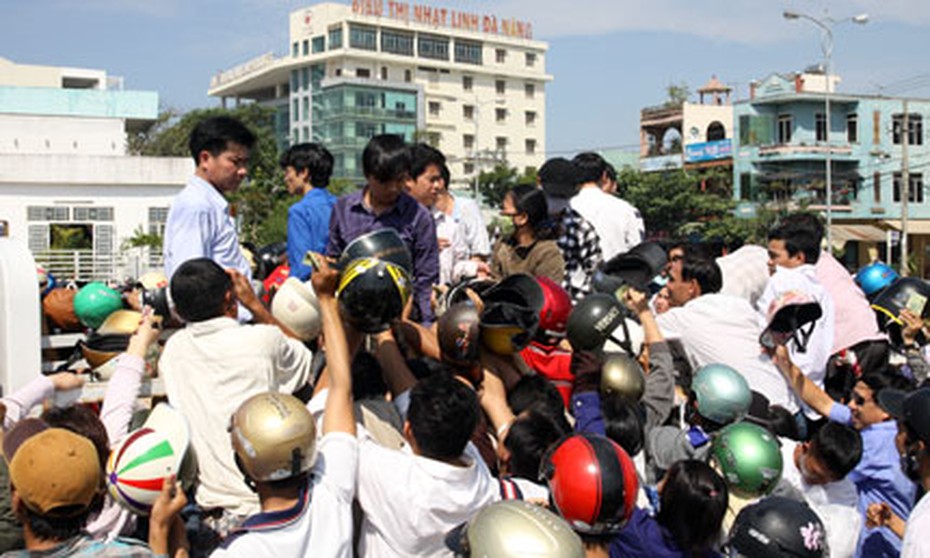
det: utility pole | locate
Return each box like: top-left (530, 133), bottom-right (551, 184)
top-left (901, 100), bottom-right (910, 276)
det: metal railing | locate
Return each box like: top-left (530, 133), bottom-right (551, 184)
top-left (33, 249), bottom-right (164, 282)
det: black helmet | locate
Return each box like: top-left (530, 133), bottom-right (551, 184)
top-left (255, 241), bottom-right (288, 280)
top-left (727, 496), bottom-right (828, 558)
top-left (338, 229), bottom-right (413, 275)
top-left (483, 274), bottom-right (545, 313)
top-left (566, 293), bottom-right (627, 352)
top-left (337, 257), bottom-right (411, 333)
top-left (439, 302), bottom-right (481, 367)
top-left (598, 241), bottom-right (668, 293)
top-left (871, 277), bottom-right (930, 345)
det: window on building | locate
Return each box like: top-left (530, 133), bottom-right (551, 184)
top-left (815, 113), bottom-right (827, 142)
top-left (464, 161), bottom-right (475, 175)
top-left (72, 207), bottom-right (114, 221)
top-left (292, 42), bottom-right (299, 57)
top-left (292, 99), bottom-right (299, 122)
top-left (463, 104), bottom-right (475, 120)
top-left (874, 172), bottom-right (881, 203)
top-left (27, 206), bottom-right (69, 221)
top-left (777, 114), bottom-right (792, 144)
top-left (525, 52), bottom-right (537, 67)
top-left (349, 24), bottom-right (377, 50)
top-left (148, 207), bottom-right (169, 237)
top-left (525, 111), bottom-right (537, 127)
top-left (404, 69), bottom-right (412, 82)
top-left (495, 48), bottom-right (507, 63)
top-left (302, 40), bottom-right (309, 56)
top-left (893, 114), bottom-right (924, 146)
top-left (302, 97), bottom-right (310, 121)
top-left (525, 139), bottom-right (536, 155)
top-left (455, 40), bottom-right (483, 65)
top-left (525, 82), bottom-right (535, 99)
top-left (496, 80), bottom-right (506, 95)
top-left (463, 134), bottom-right (475, 150)
top-left (302, 68), bottom-right (309, 90)
top-left (463, 75), bottom-right (473, 91)
top-left (312, 36), bottom-right (325, 53)
top-left (356, 91), bottom-right (377, 108)
top-left (329, 27), bottom-right (343, 49)
top-left (894, 172), bottom-right (924, 203)
top-left (381, 29), bottom-right (414, 56)
top-left (427, 132), bottom-right (441, 147)
top-left (496, 107), bottom-right (507, 123)
top-left (356, 68), bottom-right (371, 78)
top-left (847, 113), bottom-right (858, 143)
top-left (291, 70), bottom-right (299, 92)
top-left (429, 101), bottom-right (441, 116)
top-left (302, 126), bottom-right (309, 142)
top-left (496, 136), bottom-right (508, 151)
top-left (418, 34), bottom-right (449, 60)
top-left (356, 122), bottom-right (378, 138)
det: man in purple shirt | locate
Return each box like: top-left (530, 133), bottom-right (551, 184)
top-left (326, 134), bottom-right (439, 324)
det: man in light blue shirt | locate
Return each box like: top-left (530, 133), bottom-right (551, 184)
top-left (280, 143), bottom-right (337, 281)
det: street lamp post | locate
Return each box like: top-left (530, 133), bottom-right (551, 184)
top-left (471, 98), bottom-right (505, 203)
top-left (783, 10), bottom-right (868, 250)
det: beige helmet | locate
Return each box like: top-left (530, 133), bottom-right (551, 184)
top-left (600, 352), bottom-right (646, 403)
top-left (447, 500), bottom-right (585, 558)
top-left (97, 309), bottom-right (142, 335)
top-left (271, 277), bottom-right (322, 341)
top-left (229, 392), bottom-right (316, 482)
top-left (137, 271), bottom-right (169, 291)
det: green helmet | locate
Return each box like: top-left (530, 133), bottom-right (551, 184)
top-left (710, 422), bottom-right (783, 499)
top-left (73, 282), bottom-right (124, 329)
top-left (446, 500), bottom-right (585, 558)
top-left (692, 363), bottom-right (752, 425)
top-left (600, 353), bottom-right (645, 403)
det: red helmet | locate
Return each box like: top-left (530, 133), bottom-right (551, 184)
top-left (536, 276), bottom-right (573, 341)
top-left (540, 433), bottom-right (639, 535)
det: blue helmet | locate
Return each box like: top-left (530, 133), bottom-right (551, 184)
top-left (855, 262), bottom-right (898, 298)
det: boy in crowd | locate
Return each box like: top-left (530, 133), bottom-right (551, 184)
top-left (280, 143), bottom-right (337, 281)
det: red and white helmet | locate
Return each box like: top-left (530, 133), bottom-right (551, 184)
top-left (536, 276), bottom-right (573, 341)
top-left (540, 433), bottom-right (639, 535)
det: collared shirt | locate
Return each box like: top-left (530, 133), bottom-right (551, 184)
top-left (355, 438), bottom-right (499, 557)
top-left (212, 433), bottom-right (358, 558)
top-left (829, 405), bottom-right (917, 558)
top-left (657, 293), bottom-right (796, 412)
top-left (814, 252), bottom-right (887, 353)
top-left (451, 194), bottom-right (490, 258)
top-left (557, 207), bottom-right (603, 301)
top-left (569, 186), bottom-right (644, 261)
top-left (326, 189), bottom-right (439, 324)
top-left (163, 175), bottom-right (251, 281)
top-left (287, 188), bottom-right (338, 281)
top-left (159, 317), bottom-right (314, 516)
top-left (902, 491), bottom-right (930, 558)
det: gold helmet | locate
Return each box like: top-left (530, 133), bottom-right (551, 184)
top-left (600, 352), bottom-right (646, 403)
top-left (229, 392), bottom-right (316, 482)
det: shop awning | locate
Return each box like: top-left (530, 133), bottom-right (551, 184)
top-left (882, 220), bottom-right (930, 235)
top-left (829, 223), bottom-right (887, 249)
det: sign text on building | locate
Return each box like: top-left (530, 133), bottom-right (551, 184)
top-left (352, 0), bottom-right (533, 40)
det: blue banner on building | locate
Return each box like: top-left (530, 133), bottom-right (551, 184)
top-left (685, 139), bottom-right (732, 163)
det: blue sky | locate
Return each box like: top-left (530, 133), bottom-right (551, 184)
top-left (1, 0), bottom-right (927, 155)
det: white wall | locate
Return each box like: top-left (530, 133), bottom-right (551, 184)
top-left (0, 115), bottom-right (128, 155)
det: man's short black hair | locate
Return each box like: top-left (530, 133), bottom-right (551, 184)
top-left (503, 409), bottom-right (569, 480)
top-left (809, 421), bottom-right (862, 480)
top-left (279, 143), bottom-right (334, 189)
top-left (439, 163), bottom-right (451, 191)
top-left (409, 143), bottom-right (446, 181)
top-left (407, 373), bottom-right (480, 461)
top-left (362, 134), bottom-right (411, 182)
top-left (188, 116), bottom-right (256, 165)
top-left (680, 254), bottom-right (722, 295)
top-left (170, 258), bottom-right (232, 322)
top-left (18, 505), bottom-right (90, 543)
top-left (768, 213), bottom-right (824, 264)
top-left (571, 152), bottom-right (608, 185)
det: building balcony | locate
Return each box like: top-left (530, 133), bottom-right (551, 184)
top-left (317, 106), bottom-right (418, 122)
top-left (0, 86), bottom-right (158, 123)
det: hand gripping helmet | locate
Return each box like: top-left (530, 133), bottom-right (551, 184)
top-left (710, 422), bottom-right (783, 499)
top-left (446, 500), bottom-right (585, 558)
top-left (271, 277), bottom-right (322, 341)
top-left (535, 276), bottom-right (573, 341)
top-left (73, 281), bottom-right (124, 329)
top-left (540, 433), bottom-right (639, 535)
top-left (600, 352), bottom-right (646, 403)
top-left (854, 261), bottom-right (899, 299)
top-left (566, 293), bottom-right (627, 352)
top-left (438, 302), bottom-right (481, 367)
top-left (692, 363), bottom-right (752, 425)
top-left (727, 496), bottom-right (829, 558)
top-left (871, 276), bottom-right (930, 331)
top-left (230, 392), bottom-right (316, 483)
top-left (337, 257), bottom-right (412, 333)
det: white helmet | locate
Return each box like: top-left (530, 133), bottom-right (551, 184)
top-left (603, 317), bottom-right (644, 358)
top-left (271, 277), bottom-right (322, 341)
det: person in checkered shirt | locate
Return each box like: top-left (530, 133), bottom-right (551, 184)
top-left (537, 157), bottom-right (603, 301)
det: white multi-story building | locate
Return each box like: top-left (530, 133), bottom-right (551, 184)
top-left (209, 1), bottom-right (551, 185)
top-left (0, 57), bottom-right (191, 280)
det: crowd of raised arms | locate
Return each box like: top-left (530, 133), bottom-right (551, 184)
top-left (4, 114), bottom-right (930, 558)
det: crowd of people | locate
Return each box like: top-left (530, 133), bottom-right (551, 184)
top-left (2, 114), bottom-right (930, 558)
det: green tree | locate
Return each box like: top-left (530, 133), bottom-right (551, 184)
top-left (477, 164), bottom-right (537, 208)
top-left (665, 82), bottom-right (691, 108)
